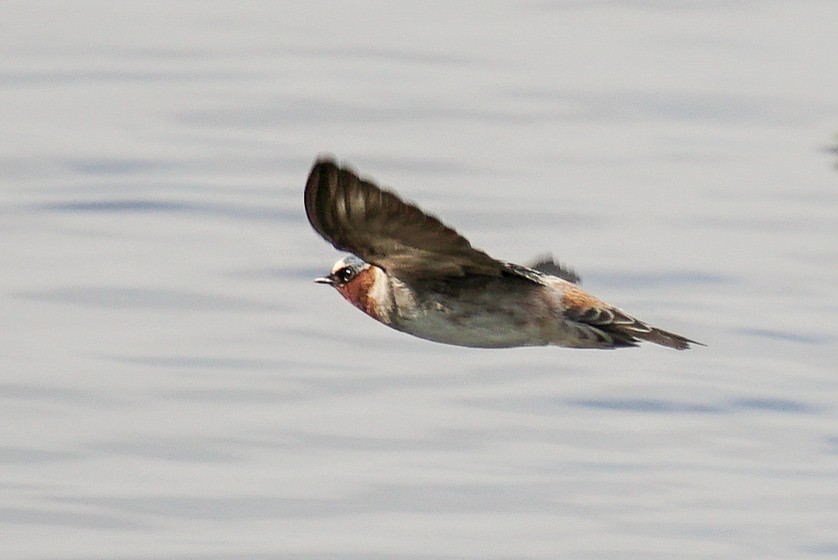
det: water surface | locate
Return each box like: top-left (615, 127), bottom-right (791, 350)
top-left (1, 2), bottom-right (837, 559)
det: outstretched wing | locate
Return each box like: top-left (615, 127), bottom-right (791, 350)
top-left (305, 157), bottom-right (504, 279)
top-left (526, 254), bottom-right (581, 284)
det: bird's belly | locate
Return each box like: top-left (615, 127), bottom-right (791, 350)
top-left (391, 300), bottom-right (556, 349)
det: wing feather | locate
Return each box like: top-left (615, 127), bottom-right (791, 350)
top-left (526, 254), bottom-right (581, 284)
top-left (305, 158), bottom-right (503, 279)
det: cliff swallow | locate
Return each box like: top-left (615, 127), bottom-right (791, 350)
top-left (305, 158), bottom-right (701, 350)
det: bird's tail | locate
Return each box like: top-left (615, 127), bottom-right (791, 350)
top-left (570, 304), bottom-right (703, 350)
top-left (630, 325), bottom-right (703, 350)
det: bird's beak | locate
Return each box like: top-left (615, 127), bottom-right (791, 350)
top-left (314, 275), bottom-right (334, 285)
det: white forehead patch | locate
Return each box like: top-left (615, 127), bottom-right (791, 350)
top-left (331, 255), bottom-right (367, 274)
top-left (330, 258), bottom-right (348, 274)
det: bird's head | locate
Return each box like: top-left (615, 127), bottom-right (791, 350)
top-left (315, 255), bottom-right (381, 317)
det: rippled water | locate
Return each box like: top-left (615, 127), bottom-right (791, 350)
top-left (2, 2), bottom-right (837, 559)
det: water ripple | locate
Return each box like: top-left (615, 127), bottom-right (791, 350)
top-left (14, 287), bottom-right (284, 312)
top-left (32, 199), bottom-right (295, 221)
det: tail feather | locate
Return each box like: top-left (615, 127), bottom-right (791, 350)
top-left (633, 326), bottom-right (702, 350)
top-left (569, 305), bottom-right (703, 350)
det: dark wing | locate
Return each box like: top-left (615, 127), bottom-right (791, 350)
top-left (526, 254), bottom-right (581, 284)
top-left (305, 157), bottom-right (503, 279)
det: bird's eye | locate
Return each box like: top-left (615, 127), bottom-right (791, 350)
top-left (337, 267), bottom-right (354, 284)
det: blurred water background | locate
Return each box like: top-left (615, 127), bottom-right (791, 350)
top-left (1, 2), bottom-right (837, 559)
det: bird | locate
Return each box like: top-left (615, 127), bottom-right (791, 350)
top-left (305, 157), bottom-right (701, 350)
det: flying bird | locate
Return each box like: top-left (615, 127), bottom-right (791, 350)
top-left (305, 157), bottom-right (701, 350)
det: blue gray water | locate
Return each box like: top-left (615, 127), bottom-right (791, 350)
top-left (2, 2), bottom-right (837, 559)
